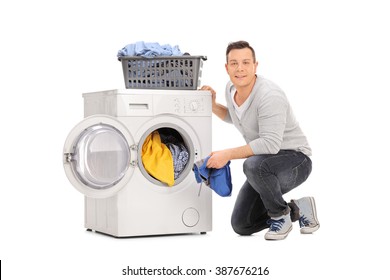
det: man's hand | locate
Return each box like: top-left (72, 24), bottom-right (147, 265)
top-left (206, 150), bottom-right (231, 169)
top-left (206, 145), bottom-right (254, 169)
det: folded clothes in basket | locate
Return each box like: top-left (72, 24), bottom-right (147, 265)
top-left (117, 41), bottom-right (183, 58)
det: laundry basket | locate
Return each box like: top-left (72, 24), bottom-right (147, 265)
top-left (119, 55), bottom-right (207, 90)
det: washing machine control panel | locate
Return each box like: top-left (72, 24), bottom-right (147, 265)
top-left (155, 95), bottom-right (211, 116)
top-left (184, 98), bottom-right (204, 114)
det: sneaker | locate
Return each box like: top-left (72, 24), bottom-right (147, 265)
top-left (293, 197), bottom-right (320, 234)
top-left (264, 213), bottom-right (292, 240)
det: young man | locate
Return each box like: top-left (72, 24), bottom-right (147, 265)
top-left (201, 41), bottom-right (319, 240)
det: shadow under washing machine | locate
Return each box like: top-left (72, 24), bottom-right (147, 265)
top-left (63, 89), bottom-right (212, 237)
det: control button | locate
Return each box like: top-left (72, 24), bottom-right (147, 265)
top-left (190, 101), bottom-right (199, 111)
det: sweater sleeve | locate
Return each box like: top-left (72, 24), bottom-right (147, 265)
top-left (249, 94), bottom-right (288, 154)
top-left (222, 81), bottom-right (234, 124)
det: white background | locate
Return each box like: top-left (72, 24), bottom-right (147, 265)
top-left (1, 0), bottom-right (389, 279)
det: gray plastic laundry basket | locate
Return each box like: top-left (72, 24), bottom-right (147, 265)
top-left (119, 55), bottom-right (207, 90)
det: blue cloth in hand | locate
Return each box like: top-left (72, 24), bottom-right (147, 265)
top-left (193, 156), bottom-right (233, 197)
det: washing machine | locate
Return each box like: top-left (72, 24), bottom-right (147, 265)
top-left (63, 89), bottom-right (212, 237)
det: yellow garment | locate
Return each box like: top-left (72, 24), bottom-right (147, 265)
top-left (141, 131), bottom-right (174, 186)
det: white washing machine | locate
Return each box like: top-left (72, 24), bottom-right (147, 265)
top-left (63, 89), bottom-right (212, 237)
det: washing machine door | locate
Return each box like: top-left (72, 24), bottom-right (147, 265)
top-left (63, 115), bottom-right (135, 198)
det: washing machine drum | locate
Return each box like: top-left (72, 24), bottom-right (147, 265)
top-left (71, 124), bottom-right (130, 189)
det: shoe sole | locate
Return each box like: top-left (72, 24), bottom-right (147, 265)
top-left (264, 225), bottom-right (293, 240)
top-left (300, 197), bottom-right (320, 234)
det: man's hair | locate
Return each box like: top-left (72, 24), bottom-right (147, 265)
top-left (226, 41), bottom-right (256, 63)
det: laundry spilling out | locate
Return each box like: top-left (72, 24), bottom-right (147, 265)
top-left (141, 129), bottom-right (189, 186)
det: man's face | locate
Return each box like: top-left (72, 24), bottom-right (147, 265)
top-left (225, 48), bottom-right (258, 88)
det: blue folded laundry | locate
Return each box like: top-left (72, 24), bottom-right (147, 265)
top-left (193, 156), bottom-right (233, 197)
top-left (117, 41), bottom-right (183, 58)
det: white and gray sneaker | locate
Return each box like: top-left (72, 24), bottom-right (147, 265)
top-left (293, 196), bottom-right (320, 234)
top-left (264, 213), bottom-right (292, 240)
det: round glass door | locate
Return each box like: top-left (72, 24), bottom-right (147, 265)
top-left (63, 115), bottom-right (135, 198)
top-left (71, 124), bottom-right (130, 189)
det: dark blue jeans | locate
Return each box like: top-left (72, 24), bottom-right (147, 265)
top-left (231, 150), bottom-right (312, 235)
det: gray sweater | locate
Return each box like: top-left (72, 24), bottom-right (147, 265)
top-left (223, 76), bottom-right (312, 156)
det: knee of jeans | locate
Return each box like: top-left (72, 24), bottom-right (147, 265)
top-left (231, 216), bottom-right (251, 236)
top-left (243, 157), bottom-right (258, 176)
top-left (243, 156), bottom-right (268, 177)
